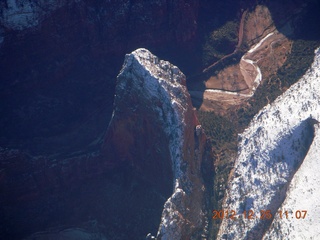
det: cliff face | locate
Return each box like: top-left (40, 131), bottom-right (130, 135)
top-left (217, 48), bottom-right (320, 239)
top-left (0, 0), bottom-right (66, 30)
top-left (263, 125), bottom-right (320, 239)
top-left (0, 1), bottom-right (203, 239)
top-left (0, 0), bottom-right (199, 155)
top-left (1, 1), bottom-right (320, 239)
top-left (0, 3), bottom-right (202, 236)
top-left (104, 48), bottom-right (209, 239)
top-left (0, 48), bottom-right (209, 239)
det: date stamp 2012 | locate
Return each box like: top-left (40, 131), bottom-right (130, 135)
top-left (212, 210), bottom-right (308, 220)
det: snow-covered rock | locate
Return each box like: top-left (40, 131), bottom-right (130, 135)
top-left (105, 48), bottom-right (209, 239)
top-left (217, 47), bottom-right (320, 239)
top-left (263, 124), bottom-right (320, 239)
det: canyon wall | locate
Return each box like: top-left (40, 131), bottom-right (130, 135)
top-left (0, 47), bottom-right (210, 239)
top-left (218, 47), bottom-right (320, 239)
top-left (105, 48), bottom-right (209, 239)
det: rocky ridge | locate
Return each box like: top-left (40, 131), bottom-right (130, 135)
top-left (263, 124), bottom-right (320, 239)
top-left (0, 0), bottom-right (199, 155)
top-left (217, 47), bottom-right (320, 239)
top-left (0, 1), bottom-right (202, 238)
top-left (0, 48), bottom-right (209, 240)
top-left (105, 48), bottom-right (209, 239)
top-left (1, 1), bottom-right (319, 239)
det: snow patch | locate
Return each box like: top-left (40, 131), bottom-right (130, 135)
top-left (263, 125), bottom-right (320, 239)
top-left (218, 47), bottom-right (320, 239)
top-left (248, 32), bottom-right (275, 53)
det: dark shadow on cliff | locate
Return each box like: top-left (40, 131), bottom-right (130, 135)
top-left (0, 2), bottom-right (193, 239)
top-left (265, 0), bottom-right (320, 41)
top-left (0, 163), bottom-right (168, 240)
top-left (0, 1), bottom-right (319, 239)
top-left (243, 117), bottom-right (317, 240)
top-left (0, 0), bottom-right (319, 156)
top-left (186, 0), bottom-right (242, 109)
top-left (0, 0), bottom-right (201, 157)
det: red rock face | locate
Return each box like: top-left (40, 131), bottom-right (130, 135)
top-left (0, 0), bottom-right (200, 154)
top-left (103, 114), bottom-right (174, 195)
top-left (106, 48), bottom-right (209, 239)
top-left (0, 47), bottom-right (210, 239)
top-left (0, 2), bottom-right (202, 238)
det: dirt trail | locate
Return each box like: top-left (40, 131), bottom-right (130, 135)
top-left (191, 5), bottom-right (292, 112)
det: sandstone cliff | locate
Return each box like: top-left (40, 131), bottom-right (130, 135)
top-left (1, 1), bottom-right (320, 239)
top-left (0, 0), bottom-right (199, 156)
top-left (0, 1), bottom-right (202, 238)
top-left (0, 48), bottom-right (210, 239)
top-left (104, 48), bottom-right (209, 239)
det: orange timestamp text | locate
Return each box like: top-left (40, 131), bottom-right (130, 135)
top-left (212, 209), bottom-right (307, 220)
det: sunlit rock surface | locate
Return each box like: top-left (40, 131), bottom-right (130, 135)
top-left (105, 48), bottom-right (209, 239)
top-left (218, 48), bottom-right (320, 239)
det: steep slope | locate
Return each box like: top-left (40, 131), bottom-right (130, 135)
top-left (0, 48), bottom-right (209, 239)
top-left (263, 124), bottom-right (320, 239)
top-left (217, 47), bottom-right (320, 239)
top-left (104, 48), bottom-right (209, 239)
top-left (1, 1), bottom-right (319, 239)
top-left (0, 0), bottom-right (200, 155)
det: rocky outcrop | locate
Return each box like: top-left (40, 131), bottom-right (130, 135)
top-left (0, 0), bottom-right (200, 156)
top-left (217, 47), bottom-right (320, 239)
top-left (0, 1), bottom-right (202, 239)
top-left (0, 48), bottom-right (209, 239)
top-left (104, 48), bottom-right (209, 239)
top-left (1, 1), bottom-right (319, 239)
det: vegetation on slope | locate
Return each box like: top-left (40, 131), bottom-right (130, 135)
top-left (234, 40), bottom-right (320, 129)
top-left (197, 39), bottom-right (320, 239)
top-left (202, 21), bottom-right (239, 67)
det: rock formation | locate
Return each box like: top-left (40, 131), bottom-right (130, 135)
top-left (0, 0), bottom-right (199, 156)
top-left (0, 1), bottom-right (203, 239)
top-left (104, 48), bottom-right (209, 239)
top-left (1, 1), bottom-right (319, 239)
top-left (0, 47), bottom-right (210, 239)
top-left (217, 47), bottom-right (320, 239)
top-left (0, 2), bottom-right (202, 236)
